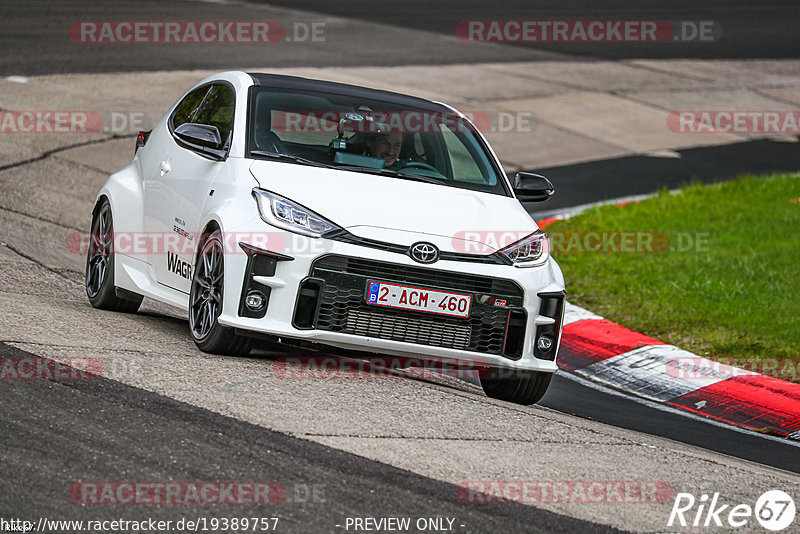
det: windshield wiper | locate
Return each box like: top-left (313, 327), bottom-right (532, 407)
top-left (250, 150), bottom-right (334, 169)
top-left (336, 165), bottom-right (446, 185)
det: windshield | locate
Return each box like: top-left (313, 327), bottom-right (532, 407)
top-left (246, 87), bottom-right (510, 196)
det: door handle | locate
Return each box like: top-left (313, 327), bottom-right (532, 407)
top-left (160, 161), bottom-right (171, 176)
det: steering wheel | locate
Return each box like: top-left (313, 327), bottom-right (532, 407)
top-left (401, 161), bottom-right (442, 174)
top-left (260, 131), bottom-right (288, 154)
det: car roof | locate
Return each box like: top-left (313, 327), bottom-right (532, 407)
top-left (247, 72), bottom-right (447, 111)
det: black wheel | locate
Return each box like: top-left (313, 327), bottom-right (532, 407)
top-left (85, 200), bottom-right (143, 313)
top-left (189, 230), bottom-right (252, 355)
top-left (480, 368), bottom-right (553, 405)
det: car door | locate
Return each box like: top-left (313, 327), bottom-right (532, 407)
top-left (143, 82), bottom-right (236, 293)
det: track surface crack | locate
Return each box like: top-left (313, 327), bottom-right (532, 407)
top-left (0, 241), bottom-right (81, 284)
top-left (0, 134), bottom-right (134, 173)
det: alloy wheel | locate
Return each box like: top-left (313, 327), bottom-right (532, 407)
top-left (190, 234), bottom-right (224, 340)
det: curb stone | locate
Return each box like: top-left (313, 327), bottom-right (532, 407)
top-left (557, 301), bottom-right (800, 441)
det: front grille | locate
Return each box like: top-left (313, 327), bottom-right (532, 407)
top-left (313, 256), bottom-right (521, 295)
top-left (307, 255), bottom-right (524, 356)
top-left (345, 308), bottom-right (472, 350)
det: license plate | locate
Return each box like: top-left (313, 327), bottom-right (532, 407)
top-left (365, 281), bottom-right (472, 318)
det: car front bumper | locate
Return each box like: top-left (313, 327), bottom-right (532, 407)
top-left (218, 226), bottom-right (565, 372)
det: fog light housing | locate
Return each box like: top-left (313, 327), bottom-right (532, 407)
top-left (245, 291), bottom-right (266, 311)
top-left (536, 335), bottom-right (553, 353)
top-left (534, 290), bottom-right (565, 361)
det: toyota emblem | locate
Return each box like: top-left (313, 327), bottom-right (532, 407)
top-left (409, 242), bottom-right (439, 264)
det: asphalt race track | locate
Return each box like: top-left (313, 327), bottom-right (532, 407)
top-left (531, 139), bottom-right (800, 211)
top-left (1, 1), bottom-right (799, 532)
top-left (0, 341), bottom-right (614, 533)
top-left (3, 0), bottom-right (800, 75)
top-left (252, 0), bottom-right (800, 60)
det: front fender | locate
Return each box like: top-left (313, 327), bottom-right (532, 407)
top-left (95, 157), bottom-right (144, 236)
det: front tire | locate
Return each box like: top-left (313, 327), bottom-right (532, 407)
top-left (189, 230), bottom-right (252, 355)
top-left (480, 368), bottom-right (553, 405)
top-left (85, 200), bottom-right (142, 313)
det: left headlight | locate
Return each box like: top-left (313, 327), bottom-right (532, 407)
top-left (252, 188), bottom-right (341, 237)
top-left (499, 231), bottom-right (549, 267)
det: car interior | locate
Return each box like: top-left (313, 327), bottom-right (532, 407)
top-left (249, 89), bottom-right (503, 193)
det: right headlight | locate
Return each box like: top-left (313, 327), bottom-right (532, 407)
top-left (252, 188), bottom-right (342, 238)
top-left (498, 231), bottom-right (549, 267)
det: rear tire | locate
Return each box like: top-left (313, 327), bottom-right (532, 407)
top-left (189, 230), bottom-right (252, 356)
top-left (480, 368), bottom-right (553, 405)
top-left (85, 200), bottom-right (143, 313)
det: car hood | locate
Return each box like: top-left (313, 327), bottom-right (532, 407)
top-left (249, 160), bottom-right (539, 253)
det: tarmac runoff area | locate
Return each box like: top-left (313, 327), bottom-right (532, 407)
top-left (3, 58), bottom-right (800, 172)
top-left (1, 59), bottom-right (800, 531)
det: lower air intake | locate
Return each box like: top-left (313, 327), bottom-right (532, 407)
top-left (344, 308), bottom-right (471, 350)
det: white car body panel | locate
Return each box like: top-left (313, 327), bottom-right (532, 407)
top-left (249, 160), bottom-right (537, 252)
top-left (143, 121), bottom-right (223, 292)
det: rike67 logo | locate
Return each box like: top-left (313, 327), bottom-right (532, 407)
top-left (668, 490), bottom-right (796, 531)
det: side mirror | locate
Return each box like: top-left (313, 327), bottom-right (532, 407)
top-left (513, 172), bottom-right (554, 202)
top-left (174, 123), bottom-right (223, 150)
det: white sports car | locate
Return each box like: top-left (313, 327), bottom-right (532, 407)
top-left (86, 71), bottom-right (565, 405)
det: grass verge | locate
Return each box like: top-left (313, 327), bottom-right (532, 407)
top-left (547, 172), bottom-right (800, 382)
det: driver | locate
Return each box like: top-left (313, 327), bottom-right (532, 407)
top-left (364, 131), bottom-right (405, 169)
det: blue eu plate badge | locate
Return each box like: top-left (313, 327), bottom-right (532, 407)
top-left (367, 281), bottom-right (380, 303)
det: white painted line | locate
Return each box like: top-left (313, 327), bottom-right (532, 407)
top-left (563, 301), bottom-right (603, 325)
top-left (534, 189), bottom-right (682, 220)
top-left (5, 76), bottom-right (29, 84)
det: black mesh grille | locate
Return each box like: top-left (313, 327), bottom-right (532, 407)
top-left (308, 255), bottom-right (524, 356)
top-left (312, 256), bottom-right (521, 295)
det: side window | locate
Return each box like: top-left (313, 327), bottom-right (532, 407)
top-left (440, 123), bottom-right (494, 184)
top-left (172, 86), bottom-right (209, 129)
top-left (269, 110), bottom-right (339, 147)
top-left (171, 84), bottom-right (236, 147)
top-left (191, 85), bottom-right (235, 146)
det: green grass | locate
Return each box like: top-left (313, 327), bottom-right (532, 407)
top-left (548, 172), bottom-right (800, 382)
